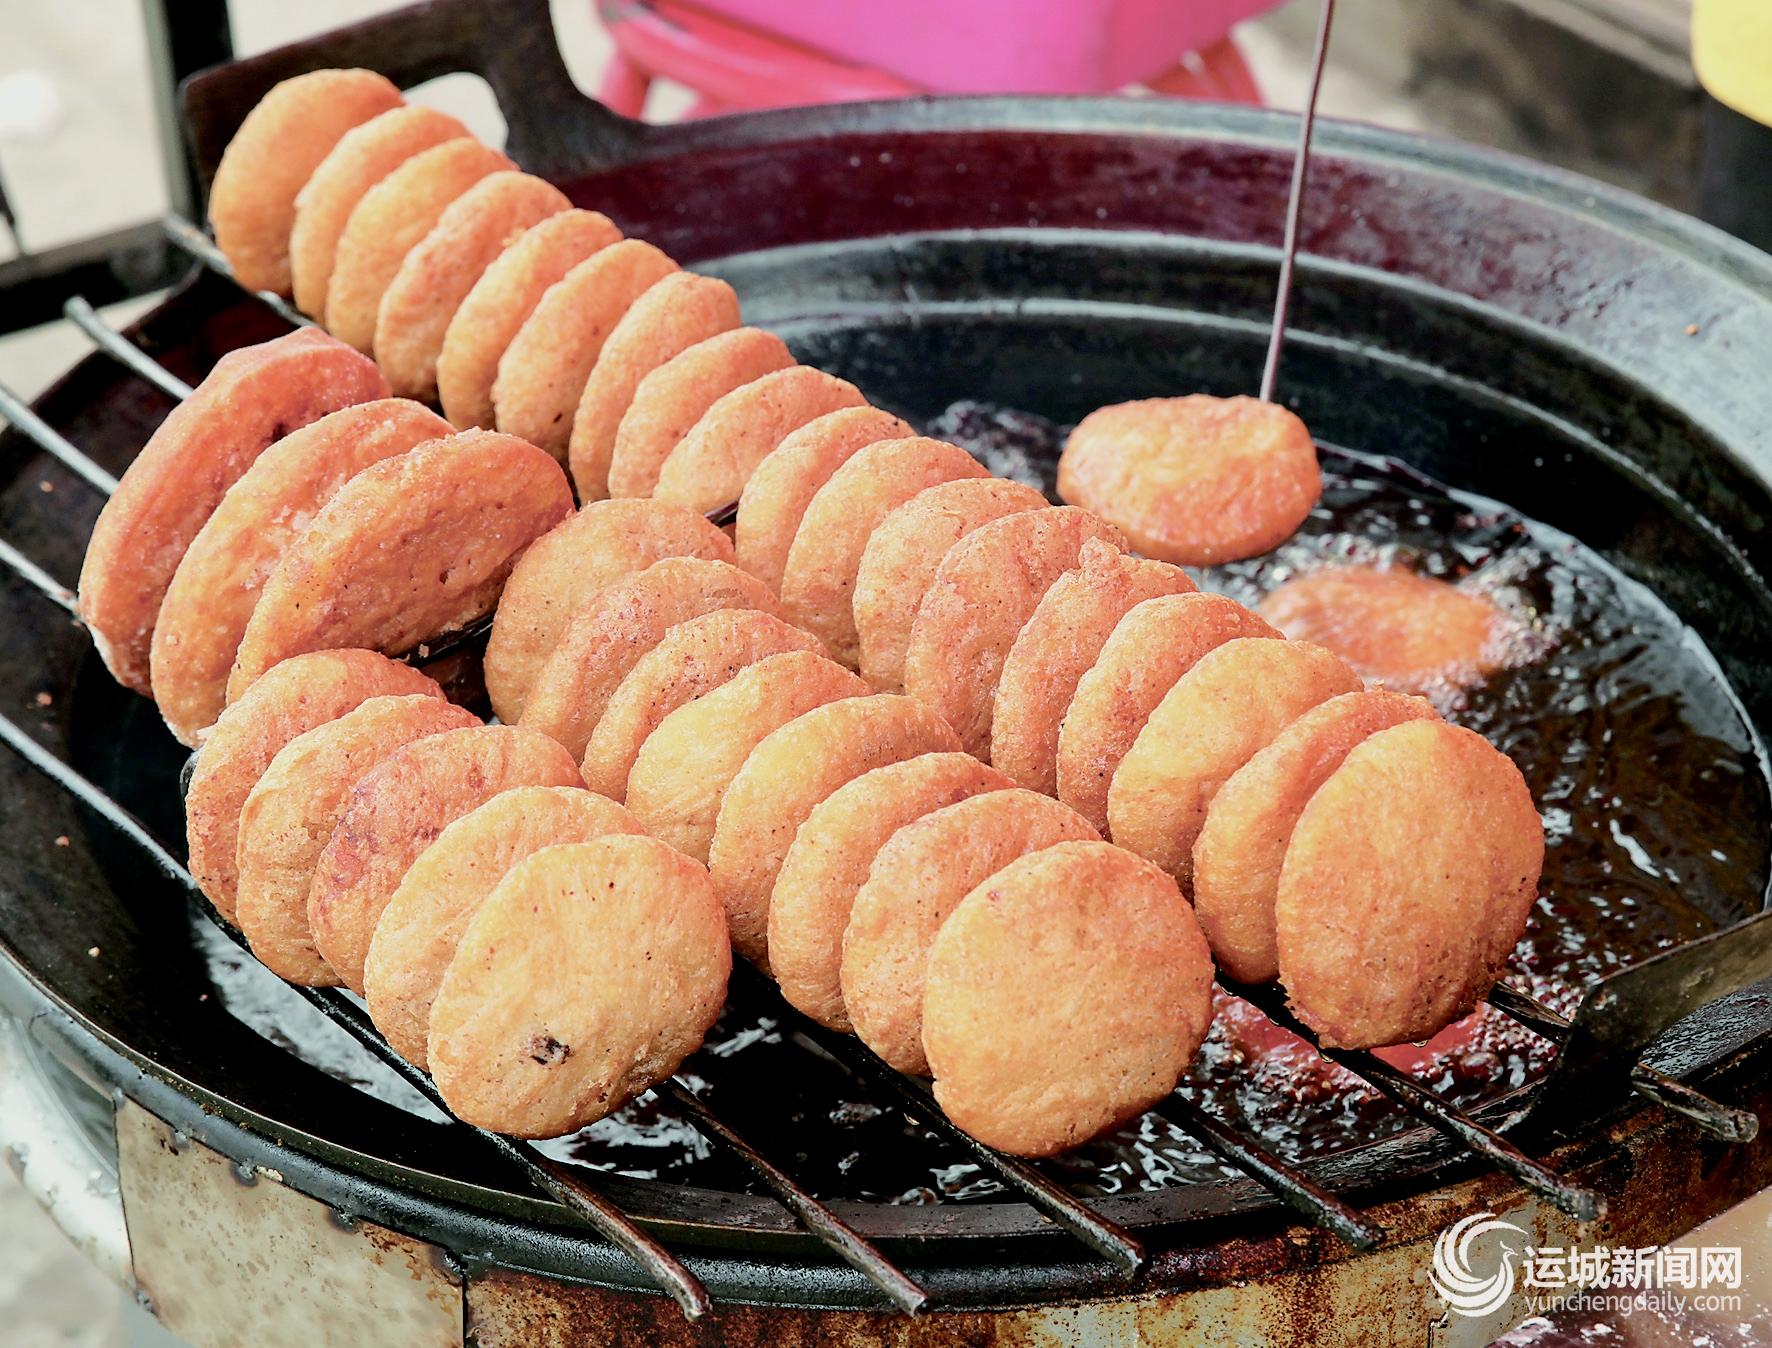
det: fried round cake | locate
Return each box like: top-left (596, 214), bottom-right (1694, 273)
top-left (1108, 637), bottom-right (1362, 885)
top-left (1056, 592), bottom-right (1279, 832)
top-left (79, 328), bottom-right (389, 694)
top-left (922, 841), bottom-right (1215, 1157)
top-left (990, 538), bottom-right (1195, 795)
top-left (842, 788), bottom-right (1098, 1074)
top-left (436, 210), bottom-right (623, 430)
top-left (521, 557), bottom-right (782, 761)
top-left (1275, 719), bottom-right (1543, 1048)
top-left (152, 398), bottom-right (452, 745)
top-left (1057, 395), bottom-right (1322, 564)
top-left (903, 506), bottom-right (1126, 758)
top-left (852, 477), bottom-right (1049, 694)
top-left (210, 68), bottom-right (403, 296)
top-left (236, 694), bottom-right (478, 984)
top-left (229, 431), bottom-right (572, 701)
top-left (309, 724), bottom-right (583, 992)
top-left (428, 836), bottom-right (730, 1138)
top-left (185, 650), bottom-right (441, 923)
top-left (768, 751), bottom-right (1012, 1031)
top-left (574, 273), bottom-right (742, 500)
top-left (483, 498), bottom-right (735, 724)
top-left (1193, 688), bottom-right (1438, 983)
top-left (365, 785), bottom-right (644, 1066)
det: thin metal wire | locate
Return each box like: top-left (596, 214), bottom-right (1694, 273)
top-left (160, 215), bottom-right (314, 330)
top-left (0, 378), bottom-right (120, 495)
top-left (64, 297), bottom-right (195, 400)
top-left (1259, 0), bottom-right (1336, 403)
top-left (0, 536), bottom-right (77, 614)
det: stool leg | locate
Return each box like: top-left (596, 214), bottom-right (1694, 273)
top-left (598, 50), bottom-right (652, 117)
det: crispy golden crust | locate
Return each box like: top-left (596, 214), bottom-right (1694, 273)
top-left (903, 506), bottom-right (1126, 758)
top-left (373, 172), bottom-right (569, 401)
top-left (1193, 689), bottom-right (1438, 983)
top-left (734, 407), bottom-right (914, 591)
top-left (151, 399), bottom-right (452, 745)
top-left (521, 557), bottom-right (782, 761)
top-left (236, 695), bottom-right (479, 984)
top-left (575, 274), bottom-right (742, 501)
top-left (581, 610), bottom-right (823, 800)
top-left (1056, 593), bottom-right (1278, 832)
top-left (185, 650), bottom-right (441, 922)
top-left (651, 367), bottom-right (867, 516)
top-left (1275, 720), bottom-right (1542, 1048)
top-left (780, 438), bottom-right (988, 667)
top-left (922, 841), bottom-right (1215, 1157)
top-left (1108, 638), bottom-right (1362, 885)
top-left (428, 836), bottom-right (730, 1138)
top-left (608, 329), bottom-right (795, 510)
top-left (492, 240), bottom-right (679, 460)
top-left (1257, 564), bottom-right (1504, 691)
top-left (625, 652), bottom-right (868, 863)
top-left (437, 211), bottom-right (623, 430)
top-left (325, 139), bottom-right (514, 352)
top-left (291, 105), bottom-right (469, 319)
top-left (769, 753), bottom-right (1010, 1032)
top-left (79, 329), bottom-right (389, 693)
top-left (1057, 395), bottom-right (1322, 565)
top-left (990, 539), bottom-right (1195, 795)
top-left (842, 789), bottom-right (1098, 1074)
top-left (229, 431), bottom-right (572, 702)
top-left (710, 694), bottom-right (960, 964)
top-left (309, 724), bottom-right (583, 991)
top-left (210, 69), bottom-right (403, 296)
top-left (852, 477), bottom-right (1048, 693)
top-left (365, 786), bottom-right (643, 1066)
top-left (483, 499), bottom-right (735, 724)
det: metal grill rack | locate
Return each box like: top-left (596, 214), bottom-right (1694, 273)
top-left (0, 222), bottom-right (1760, 1320)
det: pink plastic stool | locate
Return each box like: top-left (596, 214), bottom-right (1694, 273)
top-left (595, 0), bottom-right (1266, 119)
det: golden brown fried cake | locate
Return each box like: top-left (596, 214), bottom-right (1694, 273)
top-left (428, 836), bottom-right (730, 1138)
top-left (625, 651), bottom-right (868, 863)
top-left (521, 557), bottom-right (782, 760)
top-left (710, 694), bottom-right (960, 963)
top-left (922, 841), bottom-right (1215, 1157)
top-left (1257, 564), bottom-right (1505, 692)
top-left (437, 210), bottom-right (623, 430)
top-left (1276, 720), bottom-right (1543, 1048)
top-left (1108, 637), bottom-right (1361, 884)
top-left (228, 431), bottom-right (572, 702)
top-left (852, 477), bottom-right (1048, 693)
top-left (903, 506), bottom-right (1126, 758)
top-left (309, 724), bottom-right (583, 991)
top-left (79, 329), bottom-right (389, 693)
top-left (151, 399), bottom-right (452, 745)
top-left (325, 138), bottom-right (514, 352)
top-left (1057, 592), bottom-right (1278, 832)
top-left (365, 785), bottom-right (643, 1066)
top-left (209, 69), bottom-right (403, 296)
top-left (769, 753), bottom-right (1010, 1032)
top-left (1193, 689), bottom-right (1438, 983)
top-left (492, 240), bottom-right (679, 460)
top-left (1057, 395), bottom-right (1322, 565)
top-left (185, 650), bottom-right (441, 923)
top-left (734, 407), bottom-right (915, 591)
top-left (291, 105), bottom-right (470, 319)
top-left (779, 438), bottom-right (988, 667)
top-left (842, 789), bottom-right (1098, 1074)
top-left (651, 367), bottom-right (868, 516)
top-left (236, 695), bottom-right (478, 984)
top-left (373, 172), bottom-right (570, 401)
top-left (581, 609), bottom-right (823, 800)
top-left (483, 499), bottom-right (735, 723)
top-left (609, 328), bottom-right (795, 511)
top-left (575, 273), bottom-right (742, 500)
top-left (990, 539), bottom-right (1195, 795)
